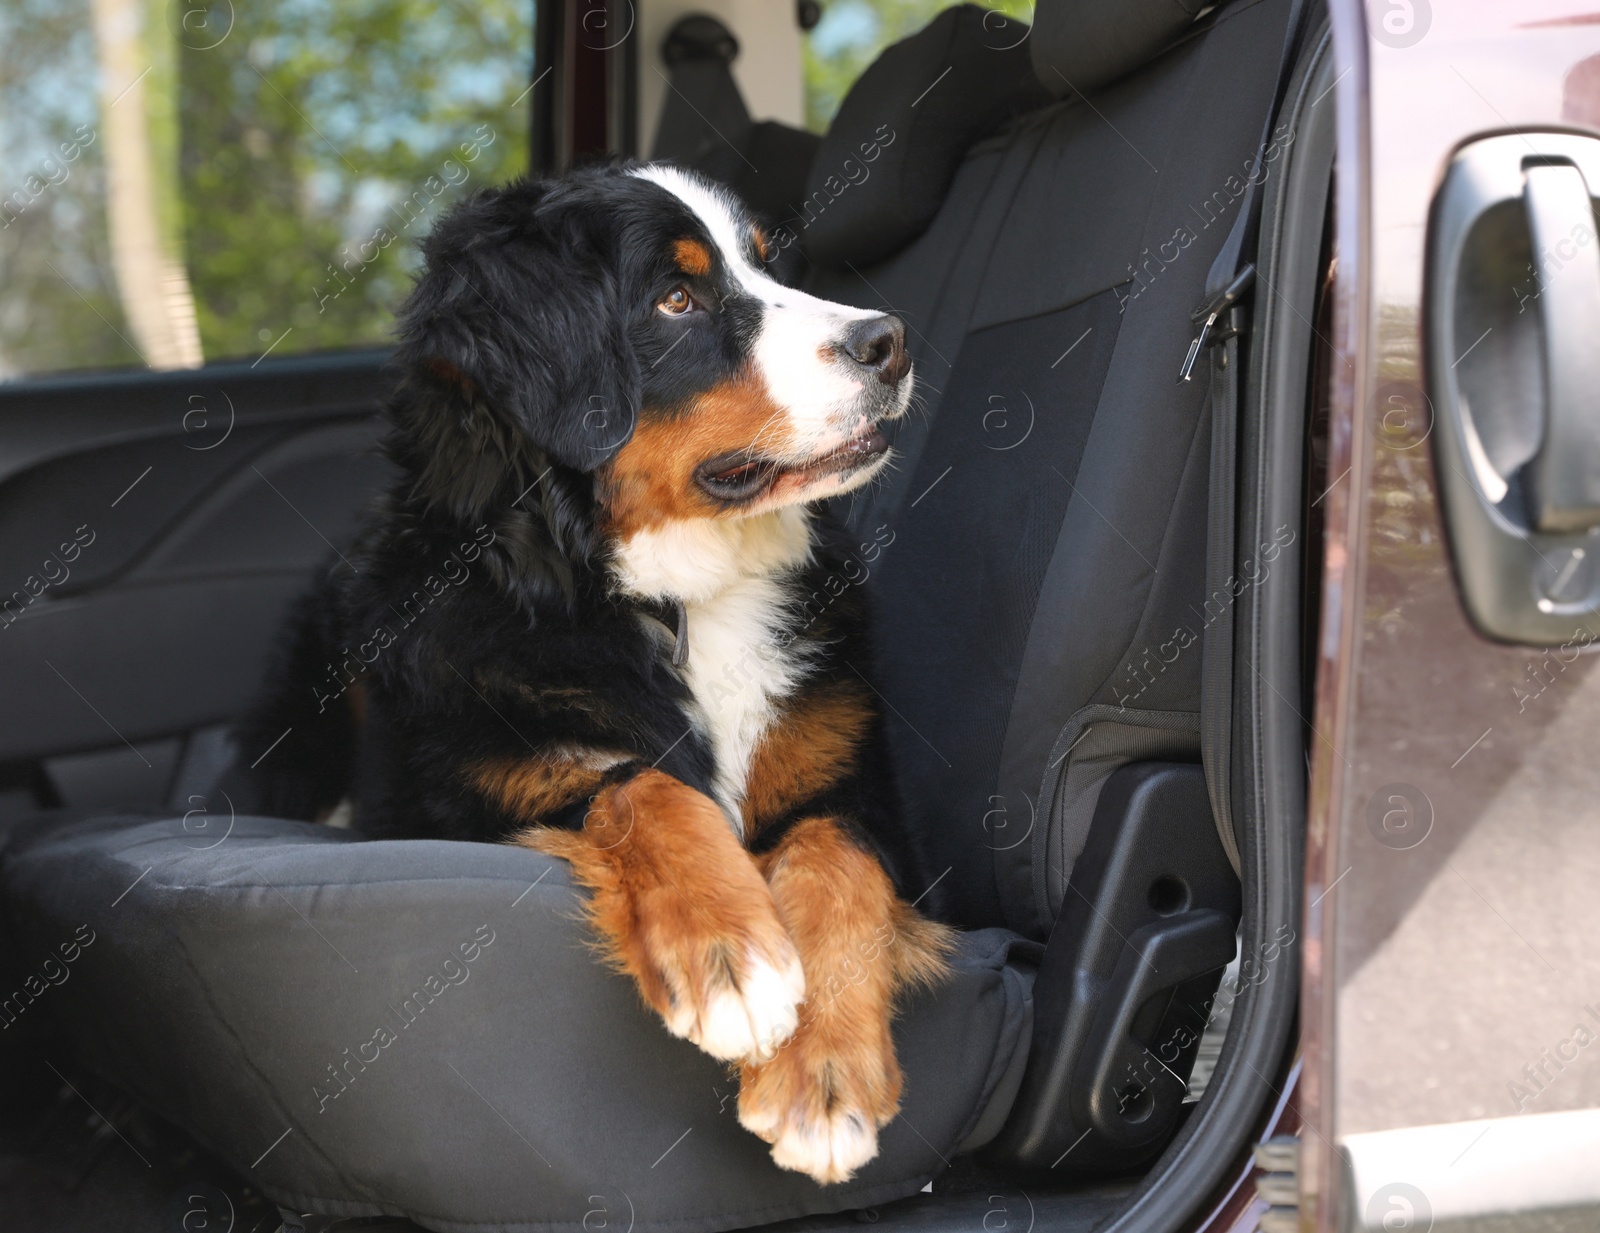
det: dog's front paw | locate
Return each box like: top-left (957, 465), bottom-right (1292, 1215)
top-left (647, 922), bottom-right (805, 1062)
top-left (737, 1016), bottom-right (901, 1184)
top-left (524, 771), bottom-right (806, 1063)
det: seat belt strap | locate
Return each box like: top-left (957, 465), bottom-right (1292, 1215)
top-left (1189, 0), bottom-right (1313, 873)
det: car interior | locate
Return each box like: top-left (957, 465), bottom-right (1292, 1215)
top-left (0, 0), bottom-right (1332, 1228)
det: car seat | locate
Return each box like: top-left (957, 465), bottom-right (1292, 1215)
top-left (0, 0), bottom-right (1303, 1228)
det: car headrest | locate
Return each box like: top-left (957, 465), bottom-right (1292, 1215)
top-left (799, 5), bottom-right (1047, 271)
top-left (1030, 0), bottom-right (1217, 100)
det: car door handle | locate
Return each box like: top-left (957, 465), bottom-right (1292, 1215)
top-left (1429, 133), bottom-right (1600, 644)
top-left (1522, 162), bottom-right (1600, 534)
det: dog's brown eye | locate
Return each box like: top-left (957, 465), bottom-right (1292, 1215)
top-left (658, 287), bottom-right (693, 316)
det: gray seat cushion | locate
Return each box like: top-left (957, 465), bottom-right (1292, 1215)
top-left (0, 811), bottom-right (1032, 1233)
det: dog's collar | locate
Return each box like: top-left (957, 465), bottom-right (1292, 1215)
top-left (637, 597), bottom-right (690, 669)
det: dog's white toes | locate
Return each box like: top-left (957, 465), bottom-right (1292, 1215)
top-left (737, 1096), bottom-right (782, 1141)
top-left (769, 1108), bottom-right (879, 1185)
top-left (661, 990), bottom-right (698, 1042)
top-left (686, 947), bottom-right (805, 1062)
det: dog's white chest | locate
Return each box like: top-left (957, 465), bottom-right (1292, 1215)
top-left (609, 508), bottom-right (814, 834)
top-left (680, 578), bottom-right (803, 830)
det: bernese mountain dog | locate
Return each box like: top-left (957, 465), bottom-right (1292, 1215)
top-left (232, 162), bottom-right (954, 1185)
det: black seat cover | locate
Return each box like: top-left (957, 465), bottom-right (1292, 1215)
top-left (0, 0), bottom-right (1296, 1226)
top-left (798, 5), bottom-right (1046, 270)
top-left (1, 813), bottom-right (1031, 1231)
top-left (807, 0), bottom-right (1293, 937)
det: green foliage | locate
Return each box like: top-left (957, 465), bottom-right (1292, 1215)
top-left (0, 0), bottom-right (531, 378)
top-left (181, 0), bottom-right (532, 363)
top-left (0, 0), bottom-right (136, 377)
top-left (0, 0), bottom-right (1040, 377)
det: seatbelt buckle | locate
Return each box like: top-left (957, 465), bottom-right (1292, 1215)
top-left (1178, 263), bottom-right (1257, 383)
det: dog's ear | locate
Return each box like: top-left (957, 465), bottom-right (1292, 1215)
top-left (395, 177), bottom-right (641, 472)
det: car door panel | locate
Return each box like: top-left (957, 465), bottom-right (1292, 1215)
top-left (1304, 3), bottom-right (1600, 1229)
top-left (0, 354), bottom-right (389, 808)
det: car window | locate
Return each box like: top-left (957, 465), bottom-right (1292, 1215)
top-left (0, 0), bottom-right (533, 381)
top-left (803, 0), bottom-right (1033, 132)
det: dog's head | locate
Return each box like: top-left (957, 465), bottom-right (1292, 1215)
top-left (394, 163), bottom-right (911, 559)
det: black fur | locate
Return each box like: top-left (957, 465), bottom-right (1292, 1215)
top-left (228, 164), bottom-right (943, 914)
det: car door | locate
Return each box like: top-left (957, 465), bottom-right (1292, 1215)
top-left (0, 0), bottom-right (537, 819)
top-left (1302, 1), bottom-right (1600, 1229)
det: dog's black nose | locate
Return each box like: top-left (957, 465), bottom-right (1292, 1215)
top-left (842, 315), bottom-right (909, 385)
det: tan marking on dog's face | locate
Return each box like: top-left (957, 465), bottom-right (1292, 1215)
top-left (597, 368), bottom-right (797, 536)
top-left (751, 225), bottom-right (771, 263)
top-left (673, 237), bottom-right (713, 277)
top-left (630, 166), bottom-right (912, 455)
